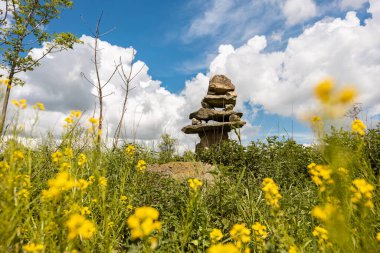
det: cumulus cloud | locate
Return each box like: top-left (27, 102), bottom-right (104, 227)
top-left (283, 0), bottom-right (317, 25)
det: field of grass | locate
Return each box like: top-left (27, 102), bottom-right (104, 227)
top-left (0, 81), bottom-right (379, 253)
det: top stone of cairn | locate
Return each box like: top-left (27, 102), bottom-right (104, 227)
top-left (208, 75), bottom-right (235, 95)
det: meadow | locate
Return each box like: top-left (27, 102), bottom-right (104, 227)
top-left (0, 79), bottom-right (379, 253)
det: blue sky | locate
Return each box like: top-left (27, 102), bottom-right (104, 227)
top-left (5, 0), bottom-right (380, 147)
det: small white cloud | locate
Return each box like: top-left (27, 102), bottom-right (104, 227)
top-left (283, 0), bottom-right (317, 25)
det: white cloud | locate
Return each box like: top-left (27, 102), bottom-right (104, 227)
top-left (186, 1), bottom-right (380, 122)
top-left (283, 0), bottom-right (317, 25)
top-left (340, 0), bottom-right (368, 9)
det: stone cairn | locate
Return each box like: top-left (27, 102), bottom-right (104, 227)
top-left (182, 75), bottom-right (246, 151)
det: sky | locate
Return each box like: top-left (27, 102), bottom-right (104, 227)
top-left (1, 0), bottom-right (380, 150)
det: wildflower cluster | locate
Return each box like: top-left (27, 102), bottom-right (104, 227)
top-left (312, 226), bottom-right (332, 247)
top-left (351, 119), bottom-right (366, 136)
top-left (125, 145), bottom-right (136, 156)
top-left (41, 171), bottom-right (77, 200)
top-left (64, 110), bottom-right (81, 128)
top-left (307, 163), bottom-right (333, 192)
top-left (136, 159), bottom-right (147, 172)
top-left (188, 178), bottom-right (202, 191)
top-left (262, 178), bottom-right (282, 209)
top-left (210, 228), bottom-right (223, 244)
top-left (66, 214), bottom-right (96, 240)
top-left (77, 153), bottom-right (87, 166)
top-left (252, 222), bottom-right (268, 242)
top-left (127, 206), bottom-right (162, 239)
top-left (32, 102), bottom-right (45, 111)
top-left (351, 178), bottom-right (374, 209)
top-left (12, 99), bottom-right (27, 109)
top-left (230, 223), bottom-right (251, 248)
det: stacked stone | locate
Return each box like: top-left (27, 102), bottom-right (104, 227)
top-left (182, 75), bottom-right (246, 151)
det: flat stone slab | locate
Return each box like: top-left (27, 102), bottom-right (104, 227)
top-left (202, 94), bottom-right (236, 108)
top-left (208, 75), bottom-right (235, 94)
top-left (182, 121), bottom-right (246, 134)
top-left (189, 108), bottom-right (243, 122)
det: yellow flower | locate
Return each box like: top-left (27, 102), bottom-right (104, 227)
top-left (17, 189), bottom-right (30, 199)
top-left (136, 160), bottom-right (147, 172)
top-left (89, 117), bottom-right (99, 125)
top-left (125, 145), bottom-right (136, 156)
top-left (120, 195), bottom-right (128, 202)
top-left (64, 147), bottom-right (73, 158)
top-left (310, 116), bottom-right (322, 124)
top-left (42, 171), bottom-right (77, 201)
top-left (312, 226), bottom-right (330, 245)
top-left (70, 110), bottom-right (82, 118)
top-left (127, 206), bottom-right (161, 239)
top-left (51, 150), bottom-right (63, 164)
top-left (307, 163), bottom-right (333, 192)
top-left (81, 206), bottom-right (91, 215)
top-left (23, 243), bottom-right (44, 252)
top-left (315, 78), bottom-right (334, 103)
top-left (33, 102), bottom-right (45, 111)
top-left (12, 99), bottom-right (20, 108)
top-left (351, 119), bottom-right (366, 136)
top-left (66, 214), bottom-right (96, 240)
top-left (288, 246), bottom-right (298, 253)
top-left (376, 232), bottom-right (380, 241)
top-left (107, 221), bottom-right (114, 228)
top-left (311, 203), bottom-right (337, 222)
top-left (77, 179), bottom-right (89, 190)
top-left (13, 150), bottom-right (25, 162)
top-left (188, 178), bottom-right (203, 191)
top-left (338, 87), bottom-right (357, 104)
top-left (208, 243), bottom-right (239, 253)
top-left (262, 178), bottom-right (282, 209)
top-left (230, 224), bottom-right (251, 245)
top-left (77, 153), bottom-right (87, 166)
top-left (19, 99), bottom-right (27, 109)
top-left (88, 175), bottom-right (96, 184)
top-left (252, 222), bottom-right (268, 242)
top-left (351, 178), bottom-right (374, 208)
top-left (0, 161), bottom-right (10, 171)
top-left (210, 228), bottom-right (223, 244)
top-left (1, 78), bottom-right (10, 88)
top-left (99, 176), bottom-right (107, 188)
top-left (60, 162), bottom-right (71, 171)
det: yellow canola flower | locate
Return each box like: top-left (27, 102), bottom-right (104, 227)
top-left (125, 145), bottom-right (136, 156)
top-left (352, 119), bottom-right (366, 136)
top-left (19, 99), bottom-right (27, 109)
top-left (51, 150), bottom-right (63, 164)
top-left (252, 222), bottom-right (268, 242)
top-left (315, 78), bottom-right (334, 103)
top-left (288, 246), bottom-right (298, 253)
top-left (310, 116), bottom-right (322, 125)
top-left (0, 161), bottom-right (10, 171)
top-left (120, 195), bottom-right (128, 202)
top-left (99, 176), bottom-right (107, 188)
top-left (64, 147), bottom-right (73, 158)
top-left (307, 163), bottom-right (333, 192)
top-left (33, 102), bottom-right (45, 111)
top-left (351, 178), bottom-right (374, 208)
top-left (136, 160), bottom-right (147, 172)
top-left (89, 117), bottom-right (99, 125)
top-left (312, 226), bottom-right (331, 247)
top-left (311, 203), bottom-right (337, 222)
top-left (127, 206), bottom-right (161, 240)
top-left (0, 78), bottom-right (10, 88)
top-left (70, 110), bottom-right (82, 118)
top-left (338, 87), bottom-right (357, 104)
top-left (207, 243), bottom-right (239, 253)
top-left (262, 178), bottom-right (282, 209)
top-left (17, 189), bottom-right (30, 199)
top-left (12, 99), bottom-right (20, 108)
top-left (12, 150), bottom-right (25, 162)
top-left (188, 178), bottom-right (203, 191)
top-left (23, 243), bottom-right (44, 252)
top-left (77, 153), bottom-right (87, 166)
top-left (230, 223), bottom-right (251, 245)
top-left (42, 171), bottom-right (77, 201)
top-left (76, 179), bottom-right (89, 190)
top-left (81, 206), bottom-right (91, 215)
top-left (66, 214), bottom-right (96, 240)
top-left (210, 228), bottom-right (223, 244)
top-left (376, 232), bottom-right (380, 241)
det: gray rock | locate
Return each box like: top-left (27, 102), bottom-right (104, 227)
top-left (191, 118), bottom-right (201, 125)
top-left (201, 101), bottom-right (212, 109)
top-left (202, 94), bottom-right (236, 108)
top-left (229, 114), bottom-right (241, 122)
top-left (181, 121), bottom-right (246, 134)
top-left (224, 104), bottom-right (234, 111)
top-left (189, 108), bottom-right (243, 122)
